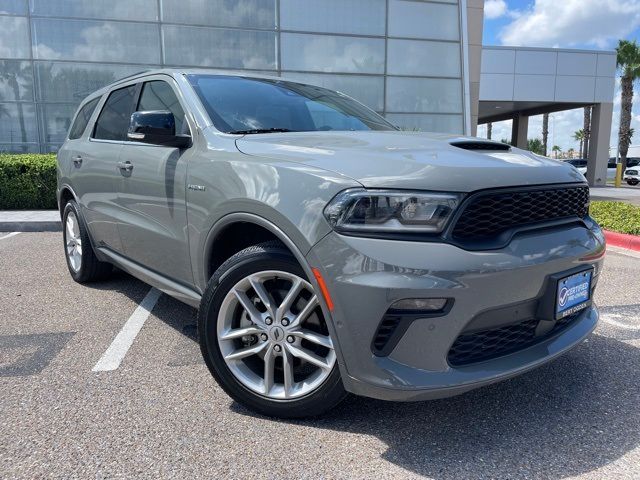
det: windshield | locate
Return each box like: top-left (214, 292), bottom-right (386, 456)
top-left (187, 75), bottom-right (396, 134)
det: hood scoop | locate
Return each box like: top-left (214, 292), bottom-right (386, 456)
top-left (450, 140), bottom-right (511, 152)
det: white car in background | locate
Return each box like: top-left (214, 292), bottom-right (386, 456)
top-left (576, 161), bottom-right (618, 181)
top-left (624, 167), bottom-right (639, 185)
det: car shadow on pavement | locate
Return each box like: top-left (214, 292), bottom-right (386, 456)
top-left (86, 273), bottom-right (640, 479)
top-left (236, 333), bottom-right (640, 479)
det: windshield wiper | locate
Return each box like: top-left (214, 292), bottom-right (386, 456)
top-left (228, 128), bottom-right (293, 135)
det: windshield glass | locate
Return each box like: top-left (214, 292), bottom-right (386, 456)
top-left (187, 75), bottom-right (396, 134)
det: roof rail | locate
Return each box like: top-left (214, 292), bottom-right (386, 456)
top-left (112, 70), bottom-right (152, 84)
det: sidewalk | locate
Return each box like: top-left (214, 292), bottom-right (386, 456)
top-left (590, 185), bottom-right (640, 206)
top-left (0, 210), bottom-right (60, 232)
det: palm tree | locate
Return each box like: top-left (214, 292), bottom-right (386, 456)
top-left (567, 147), bottom-right (576, 159)
top-left (0, 61), bottom-right (32, 149)
top-left (542, 113), bottom-right (549, 156)
top-left (616, 39), bottom-right (640, 171)
top-left (552, 145), bottom-right (561, 158)
top-left (573, 129), bottom-right (585, 157)
top-left (487, 122), bottom-right (492, 140)
top-left (582, 106), bottom-right (591, 158)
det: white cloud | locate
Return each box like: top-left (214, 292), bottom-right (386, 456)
top-left (485, 0), bottom-right (508, 20)
top-left (499, 0), bottom-right (640, 48)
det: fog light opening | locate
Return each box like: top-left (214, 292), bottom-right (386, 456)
top-left (389, 298), bottom-right (449, 313)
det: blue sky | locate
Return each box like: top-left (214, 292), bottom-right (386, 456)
top-left (479, 0), bottom-right (640, 153)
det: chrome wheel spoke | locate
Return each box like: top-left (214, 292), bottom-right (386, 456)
top-left (249, 276), bottom-right (274, 316)
top-left (291, 329), bottom-right (333, 349)
top-left (287, 343), bottom-right (332, 371)
top-left (289, 295), bottom-right (318, 328)
top-left (282, 347), bottom-right (295, 398)
top-left (220, 326), bottom-right (262, 340)
top-left (224, 341), bottom-right (267, 361)
top-left (276, 278), bottom-right (303, 320)
top-left (263, 347), bottom-right (275, 395)
top-left (233, 289), bottom-right (264, 326)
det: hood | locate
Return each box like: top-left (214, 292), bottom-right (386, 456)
top-left (235, 131), bottom-right (586, 192)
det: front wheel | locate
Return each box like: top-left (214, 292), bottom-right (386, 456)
top-left (627, 179), bottom-right (639, 185)
top-left (198, 242), bottom-right (346, 418)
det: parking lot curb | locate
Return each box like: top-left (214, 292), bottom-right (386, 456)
top-left (605, 230), bottom-right (640, 252)
top-left (0, 221), bottom-right (61, 232)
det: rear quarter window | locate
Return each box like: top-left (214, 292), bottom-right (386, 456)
top-left (68, 97), bottom-right (100, 140)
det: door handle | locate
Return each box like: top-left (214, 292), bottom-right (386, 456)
top-left (72, 155), bottom-right (83, 167)
top-left (117, 161), bottom-right (134, 173)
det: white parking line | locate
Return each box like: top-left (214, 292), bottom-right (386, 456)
top-left (600, 313), bottom-right (640, 330)
top-left (92, 287), bottom-right (162, 372)
top-left (606, 245), bottom-right (640, 259)
top-left (0, 232), bottom-right (20, 240)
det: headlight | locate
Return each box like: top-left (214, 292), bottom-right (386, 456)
top-left (323, 189), bottom-right (461, 234)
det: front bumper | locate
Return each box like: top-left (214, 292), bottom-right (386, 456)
top-left (306, 222), bottom-right (605, 401)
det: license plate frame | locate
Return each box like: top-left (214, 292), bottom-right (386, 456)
top-left (555, 269), bottom-right (593, 320)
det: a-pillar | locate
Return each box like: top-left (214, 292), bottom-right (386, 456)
top-left (511, 114), bottom-right (529, 149)
top-left (586, 103), bottom-right (613, 187)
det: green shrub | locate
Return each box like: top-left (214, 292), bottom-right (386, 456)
top-left (590, 200), bottom-right (640, 235)
top-left (0, 154), bottom-right (57, 210)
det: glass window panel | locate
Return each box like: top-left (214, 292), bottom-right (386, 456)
top-left (0, 16), bottom-right (30, 59)
top-left (386, 77), bottom-right (462, 113)
top-left (388, 0), bottom-right (459, 40)
top-left (32, 19), bottom-right (161, 64)
top-left (385, 113), bottom-right (463, 134)
top-left (160, 0), bottom-right (276, 29)
top-left (137, 80), bottom-right (187, 134)
top-left (30, 0), bottom-right (158, 21)
top-left (0, 0), bottom-right (26, 15)
top-left (281, 33), bottom-right (384, 74)
top-left (39, 103), bottom-right (77, 144)
top-left (280, 0), bottom-right (385, 36)
top-left (0, 103), bottom-right (37, 143)
top-left (93, 85), bottom-right (138, 141)
top-left (0, 143), bottom-right (39, 153)
top-left (282, 72), bottom-right (384, 111)
top-left (163, 25), bottom-right (276, 70)
top-left (0, 61), bottom-right (33, 101)
top-left (387, 39), bottom-right (461, 77)
top-left (68, 97), bottom-right (100, 140)
top-left (35, 62), bottom-right (147, 102)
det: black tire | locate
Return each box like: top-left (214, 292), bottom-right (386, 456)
top-left (62, 200), bottom-right (112, 283)
top-left (198, 241), bottom-right (347, 418)
top-left (627, 179), bottom-right (639, 186)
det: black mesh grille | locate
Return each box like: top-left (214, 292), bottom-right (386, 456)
top-left (372, 315), bottom-right (402, 353)
top-left (452, 186), bottom-right (590, 240)
top-left (448, 313), bottom-right (581, 366)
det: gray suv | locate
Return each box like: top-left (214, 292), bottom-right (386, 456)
top-left (57, 70), bottom-right (605, 417)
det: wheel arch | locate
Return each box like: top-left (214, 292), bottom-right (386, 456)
top-left (201, 212), bottom-right (347, 378)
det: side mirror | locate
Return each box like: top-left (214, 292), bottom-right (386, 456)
top-left (127, 110), bottom-right (191, 148)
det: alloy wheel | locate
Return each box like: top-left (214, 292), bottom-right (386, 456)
top-left (217, 270), bottom-right (336, 400)
top-left (65, 211), bottom-right (83, 272)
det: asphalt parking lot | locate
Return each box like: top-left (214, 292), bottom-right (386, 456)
top-left (1, 232), bottom-right (639, 479)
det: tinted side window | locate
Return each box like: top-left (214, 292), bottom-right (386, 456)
top-left (68, 97), bottom-right (100, 140)
top-left (137, 80), bottom-right (188, 134)
top-left (93, 85), bottom-right (137, 140)
top-left (608, 162), bottom-right (617, 168)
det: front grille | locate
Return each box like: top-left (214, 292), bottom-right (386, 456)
top-left (451, 185), bottom-right (590, 240)
top-left (448, 313), bottom-right (581, 366)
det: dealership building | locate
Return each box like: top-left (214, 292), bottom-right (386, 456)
top-left (0, 0), bottom-right (615, 185)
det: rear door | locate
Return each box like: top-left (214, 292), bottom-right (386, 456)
top-left (115, 77), bottom-right (194, 285)
top-left (73, 83), bottom-right (139, 253)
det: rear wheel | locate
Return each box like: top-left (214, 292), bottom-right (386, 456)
top-left (62, 200), bottom-right (112, 282)
top-left (198, 242), bottom-right (346, 418)
top-left (627, 179), bottom-right (639, 185)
